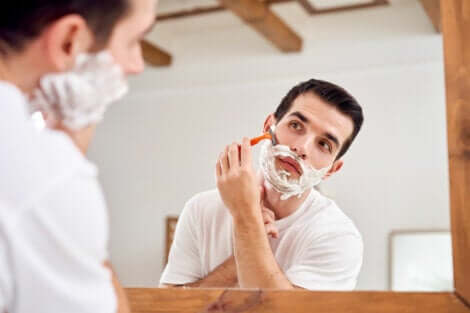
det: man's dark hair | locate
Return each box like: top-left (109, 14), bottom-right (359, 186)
top-left (0, 1), bottom-right (129, 55)
top-left (274, 79), bottom-right (364, 160)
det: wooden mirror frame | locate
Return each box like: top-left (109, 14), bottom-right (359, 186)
top-left (126, 1), bottom-right (470, 312)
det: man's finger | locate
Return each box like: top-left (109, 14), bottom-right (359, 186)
top-left (240, 137), bottom-right (252, 166)
top-left (259, 185), bottom-right (266, 204)
top-left (266, 223), bottom-right (279, 239)
top-left (262, 210), bottom-right (275, 225)
top-left (220, 146), bottom-right (230, 173)
top-left (271, 229), bottom-right (279, 239)
top-left (262, 208), bottom-right (275, 221)
top-left (228, 143), bottom-right (239, 169)
top-left (216, 158), bottom-right (222, 177)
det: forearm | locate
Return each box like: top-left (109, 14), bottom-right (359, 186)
top-left (104, 262), bottom-right (131, 313)
top-left (233, 211), bottom-right (293, 289)
top-left (162, 256), bottom-right (238, 288)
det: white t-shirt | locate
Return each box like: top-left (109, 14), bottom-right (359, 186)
top-left (0, 82), bottom-right (116, 313)
top-left (160, 188), bottom-right (363, 290)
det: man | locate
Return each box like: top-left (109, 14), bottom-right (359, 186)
top-left (0, 1), bottom-right (157, 312)
top-left (161, 79), bottom-right (364, 290)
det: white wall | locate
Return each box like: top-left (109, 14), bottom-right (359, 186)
top-left (88, 0), bottom-right (450, 290)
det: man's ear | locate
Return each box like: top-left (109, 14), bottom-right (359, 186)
top-left (323, 159), bottom-right (344, 180)
top-left (263, 114), bottom-right (276, 133)
top-left (42, 14), bottom-right (94, 71)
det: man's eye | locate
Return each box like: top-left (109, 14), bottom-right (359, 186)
top-left (319, 141), bottom-right (332, 152)
top-left (289, 121), bottom-right (302, 130)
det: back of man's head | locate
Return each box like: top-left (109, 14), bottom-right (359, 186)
top-left (0, 1), bottom-right (129, 56)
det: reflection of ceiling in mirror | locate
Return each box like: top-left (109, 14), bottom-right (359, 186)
top-left (308, 0), bottom-right (375, 9)
top-left (157, 0), bottom-right (377, 14)
top-left (157, 0), bottom-right (219, 15)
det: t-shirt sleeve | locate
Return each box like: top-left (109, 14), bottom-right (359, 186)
top-left (4, 173), bottom-right (117, 313)
top-left (159, 195), bottom-right (202, 285)
top-left (285, 232), bottom-right (363, 291)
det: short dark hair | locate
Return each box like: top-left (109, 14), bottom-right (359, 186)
top-left (274, 79), bottom-right (364, 160)
top-left (0, 0), bottom-right (129, 55)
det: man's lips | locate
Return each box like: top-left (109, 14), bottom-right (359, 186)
top-left (279, 157), bottom-right (302, 175)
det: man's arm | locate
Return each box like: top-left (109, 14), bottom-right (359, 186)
top-left (161, 204), bottom-right (280, 289)
top-left (104, 262), bottom-right (131, 313)
top-left (161, 256), bottom-right (237, 288)
top-left (216, 138), bottom-right (296, 289)
top-left (232, 212), bottom-right (294, 289)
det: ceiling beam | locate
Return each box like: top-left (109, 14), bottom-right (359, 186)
top-left (140, 40), bottom-right (172, 67)
top-left (217, 0), bottom-right (302, 53)
top-left (419, 0), bottom-right (441, 32)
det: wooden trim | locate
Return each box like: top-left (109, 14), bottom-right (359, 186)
top-left (126, 1), bottom-right (470, 312)
top-left (419, 0), bottom-right (441, 32)
top-left (218, 0), bottom-right (302, 53)
top-left (141, 40), bottom-right (172, 67)
top-left (126, 288), bottom-right (470, 313)
top-left (441, 0), bottom-right (470, 306)
top-left (156, 0), bottom-right (389, 22)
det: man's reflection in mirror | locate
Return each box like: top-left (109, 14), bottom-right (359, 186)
top-left (161, 79), bottom-right (364, 290)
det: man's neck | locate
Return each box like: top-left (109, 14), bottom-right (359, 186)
top-left (0, 50), bottom-right (42, 95)
top-left (261, 179), bottom-right (311, 220)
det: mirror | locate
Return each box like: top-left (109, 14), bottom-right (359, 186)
top-left (88, 0), bottom-right (452, 292)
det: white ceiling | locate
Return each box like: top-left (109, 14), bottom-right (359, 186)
top-left (157, 0), bottom-right (378, 14)
top-left (157, 0), bottom-right (219, 15)
top-left (309, 0), bottom-right (375, 10)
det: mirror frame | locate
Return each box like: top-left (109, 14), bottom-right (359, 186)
top-left (126, 1), bottom-right (470, 312)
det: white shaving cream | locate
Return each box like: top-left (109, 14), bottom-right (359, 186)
top-left (259, 141), bottom-right (330, 200)
top-left (30, 51), bottom-right (128, 130)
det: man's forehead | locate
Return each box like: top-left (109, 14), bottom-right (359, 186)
top-left (287, 93), bottom-right (354, 144)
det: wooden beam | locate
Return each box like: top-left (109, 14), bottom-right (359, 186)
top-left (217, 0), bottom-right (302, 53)
top-left (441, 0), bottom-right (470, 306)
top-left (419, 0), bottom-right (441, 32)
top-left (126, 288), bottom-right (470, 313)
top-left (140, 40), bottom-right (172, 67)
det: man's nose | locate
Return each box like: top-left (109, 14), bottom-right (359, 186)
top-left (290, 141), bottom-right (307, 160)
top-left (291, 135), bottom-right (315, 160)
top-left (291, 147), bottom-right (306, 160)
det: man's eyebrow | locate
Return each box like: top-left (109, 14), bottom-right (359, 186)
top-left (289, 111), bottom-right (341, 148)
top-left (288, 111), bottom-right (309, 123)
top-left (324, 132), bottom-right (340, 149)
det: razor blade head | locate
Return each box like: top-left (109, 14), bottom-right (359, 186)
top-left (268, 125), bottom-right (278, 146)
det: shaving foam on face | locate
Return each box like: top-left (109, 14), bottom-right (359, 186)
top-left (30, 51), bottom-right (128, 130)
top-left (259, 141), bottom-right (330, 200)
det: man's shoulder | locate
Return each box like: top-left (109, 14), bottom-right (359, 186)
top-left (301, 193), bottom-right (362, 239)
top-left (186, 188), bottom-right (222, 206)
top-left (183, 188), bottom-right (228, 220)
top-left (0, 83), bottom-right (95, 212)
